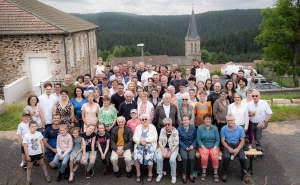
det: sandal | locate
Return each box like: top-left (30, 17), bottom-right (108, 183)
top-left (147, 175), bottom-right (153, 182)
top-left (214, 174), bottom-right (219, 183)
top-left (136, 176), bottom-right (141, 183)
top-left (200, 173), bottom-right (206, 181)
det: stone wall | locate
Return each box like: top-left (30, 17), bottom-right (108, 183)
top-left (0, 30), bottom-right (97, 99)
top-left (65, 29), bottom-right (98, 79)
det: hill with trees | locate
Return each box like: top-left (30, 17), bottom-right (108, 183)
top-left (73, 9), bottom-right (263, 62)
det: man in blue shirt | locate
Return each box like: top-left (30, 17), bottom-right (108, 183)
top-left (43, 113), bottom-right (60, 169)
top-left (220, 114), bottom-right (249, 183)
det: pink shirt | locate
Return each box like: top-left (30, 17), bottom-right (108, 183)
top-left (82, 103), bottom-right (100, 125)
top-left (127, 119), bottom-right (141, 134)
top-left (57, 134), bottom-right (73, 157)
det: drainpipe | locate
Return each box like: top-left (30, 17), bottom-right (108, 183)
top-left (63, 34), bottom-right (68, 74)
top-left (87, 31), bottom-right (91, 74)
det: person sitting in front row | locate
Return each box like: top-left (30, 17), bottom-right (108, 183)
top-left (156, 118), bottom-right (179, 184)
top-left (220, 114), bottom-right (249, 183)
top-left (110, 116), bottom-right (133, 178)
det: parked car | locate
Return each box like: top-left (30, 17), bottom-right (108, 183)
top-left (251, 83), bottom-right (284, 90)
top-left (254, 76), bottom-right (279, 85)
top-left (221, 65), bottom-right (257, 78)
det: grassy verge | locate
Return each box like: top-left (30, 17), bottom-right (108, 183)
top-left (270, 105), bottom-right (300, 122)
top-left (261, 94), bottom-right (300, 100)
top-left (0, 104), bottom-right (25, 131)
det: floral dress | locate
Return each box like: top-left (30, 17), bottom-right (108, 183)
top-left (56, 100), bottom-right (72, 125)
top-left (134, 128), bottom-right (155, 165)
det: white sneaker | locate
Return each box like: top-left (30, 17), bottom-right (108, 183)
top-left (248, 145), bottom-right (252, 149)
top-left (171, 176), bottom-right (176, 184)
top-left (69, 172), bottom-right (74, 181)
top-left (245, 156), bottom-right (247, 160)
top-left (73, 165), bottom-right (79, 172)
top-left (20, 161), bottom-right (24, 167)
top-left (230, 155), bottom-right (235, 160)
top-left (177, 154), bottom-right (182, 161)
top-left (156, 174), bottom-right (163, 182)
top-left (218, 156), bottom-right (222, 161)
top-left (131, 159), bottom-right (135, 165)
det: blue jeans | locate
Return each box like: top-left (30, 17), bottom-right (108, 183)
top-left (156, 148), bottom-right (178, 176)
top-left (53, 151), bottom-right (70, 173)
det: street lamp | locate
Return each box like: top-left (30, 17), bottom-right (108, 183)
top-left (137, 43), bottom-right (144, 63)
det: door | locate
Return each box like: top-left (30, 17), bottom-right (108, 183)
top-left (29, 57), bottom-right (48, 90)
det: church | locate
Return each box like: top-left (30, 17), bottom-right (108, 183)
top-left (168, 8), bottom-right (201, 66)
top-left (110, 8), bottom-right (201, 67)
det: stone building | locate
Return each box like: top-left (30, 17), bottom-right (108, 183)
top-left (0, 0), bottom-right (98, 101)
top-left (168, 8), bottom-right (201, 66)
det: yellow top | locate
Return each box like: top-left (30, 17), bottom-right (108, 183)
top-left (116, 128), bottom-right (124, 146)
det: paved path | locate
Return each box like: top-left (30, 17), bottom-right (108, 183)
top-left (1, 120), bottom-right (299, 185)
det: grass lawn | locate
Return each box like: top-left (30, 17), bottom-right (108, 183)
top-left (261, 93), bottom-right (300, 100)
top-left (0, 104), bottom-right (25, 131)
top-left (270, 105), bottom-right (300, 122)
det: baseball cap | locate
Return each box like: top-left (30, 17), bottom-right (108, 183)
top-left (130, 109), bottom-right (137, 114)
top-left (22, 110), bottom-right (30, 116)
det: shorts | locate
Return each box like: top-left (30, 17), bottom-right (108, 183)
top-left (46, 150), bottom-right (56, 163)
top-left (21, 145), bottom-right (25, 154)
top-left (70, 150), bottom-right (83, 162)
top-left (29, 153), bottom-right (43, 162)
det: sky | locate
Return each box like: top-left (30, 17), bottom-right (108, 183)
top-left (40, 0), bottom-right (275, 15)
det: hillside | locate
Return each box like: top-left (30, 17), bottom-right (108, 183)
top-left (73, 9), bottom-right (263, 61)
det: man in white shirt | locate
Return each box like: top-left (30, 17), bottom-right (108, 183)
top-left (141, 64), bottom-right (157, 87)
top-left (248, 90), bottom-right (272, 159)
top-left (52, 83), bottom-right (61, 102)
top-left (38, 82), bottom-right (57, 128)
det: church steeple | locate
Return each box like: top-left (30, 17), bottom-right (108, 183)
top-left (185, 7), bottom-right (201, 60)
top-left (186, 7), bottom-right (199, 39)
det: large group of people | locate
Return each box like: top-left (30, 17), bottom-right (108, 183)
top-left (17, 58), bottom-right (273, 184)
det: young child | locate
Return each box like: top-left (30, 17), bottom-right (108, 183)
top-left (81, 124), bottom-right (96, 178)
top-left (17, 111), bottom-right (31, 171)
top-left (194, 90), bottom-right (212, 128)
top-left (68, 127), bottom-right (82, 181)
top-left (126, 109), bottom-right (141, 134)
top-left (23, 121), bottom-right (52, 184)
top-left (176, 82), bottom-right (189, 98)
top-left (53, 124), bottom-right (73, 182)
top-left (96, 123), bottom-right (111, 175)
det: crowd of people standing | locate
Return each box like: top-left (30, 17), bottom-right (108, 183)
top-left (17, 58), bottom-right (272, 184)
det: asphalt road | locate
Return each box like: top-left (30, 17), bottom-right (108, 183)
top-left (1, 121), bottom-right (299, 185)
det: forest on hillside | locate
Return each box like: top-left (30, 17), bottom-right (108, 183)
top-left (73, 9), bottom-right (264, 62)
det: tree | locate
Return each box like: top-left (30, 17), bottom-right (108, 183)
top-left (216, 52), bottom-right (228, 64)
top-left (255, 0), bottom-right (300, 87)
top-left (113, 46), bottom-right (125, 57)
top-left (98, 49), bottom-right (110, 61)
top-left (144, 51), bottom-right (151, 56)
top-left (106, 54), bottom-right (115, 63)
top-left (209, 52), bottom-right (218, 64)
top-left (201, 50), bottom-right (210, 62)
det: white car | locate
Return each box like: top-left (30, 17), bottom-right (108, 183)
top-left (221, 65), bottom-right (257, 78)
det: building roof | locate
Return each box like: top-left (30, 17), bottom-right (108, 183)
top-left (0, 0), bottom-right (98, 35)
top-left (168, 56), bottom-right (192, 66)
top-left (186, 8), bottom-right (199, 39)
top-left (110, 55), bottom-right (171, 67)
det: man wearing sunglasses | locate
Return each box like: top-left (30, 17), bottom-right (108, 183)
top-left (247, 90), bottom-right (272, 160)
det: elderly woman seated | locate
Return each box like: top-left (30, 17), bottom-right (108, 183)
top-left (156, 118), bottom-right (179, 184)
top-left (133, 114), bottom-right (158, 183)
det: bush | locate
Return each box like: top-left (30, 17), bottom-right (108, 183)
top-left (210, 68), bottom-right (221, 76)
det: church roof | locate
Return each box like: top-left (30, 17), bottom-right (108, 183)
top-left (186, 8), bottom-right (199, 39)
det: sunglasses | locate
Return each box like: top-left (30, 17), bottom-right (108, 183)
top-left (141, 119), bottom-right (148, 121)
top-left (164, 123), bottom-right (171, 126)
top-left (252, 95), bottom-right (259, 97)
top-left (182, 99), bottom-right (188, 100)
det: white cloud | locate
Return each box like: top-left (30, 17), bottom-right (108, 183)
top-left (40, 0), bottom-right (275, 15)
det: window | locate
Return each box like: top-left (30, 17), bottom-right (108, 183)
top-left (81, 36), bottom-right (85, 57)
top-left (191, 43), bottom-right (193, 53)
top-left (76, 36), bottom-right (80, 62)
top-left (69, 41), bottom-right (74, 67)
top-left (194, 43), bottom-right (197, 53)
